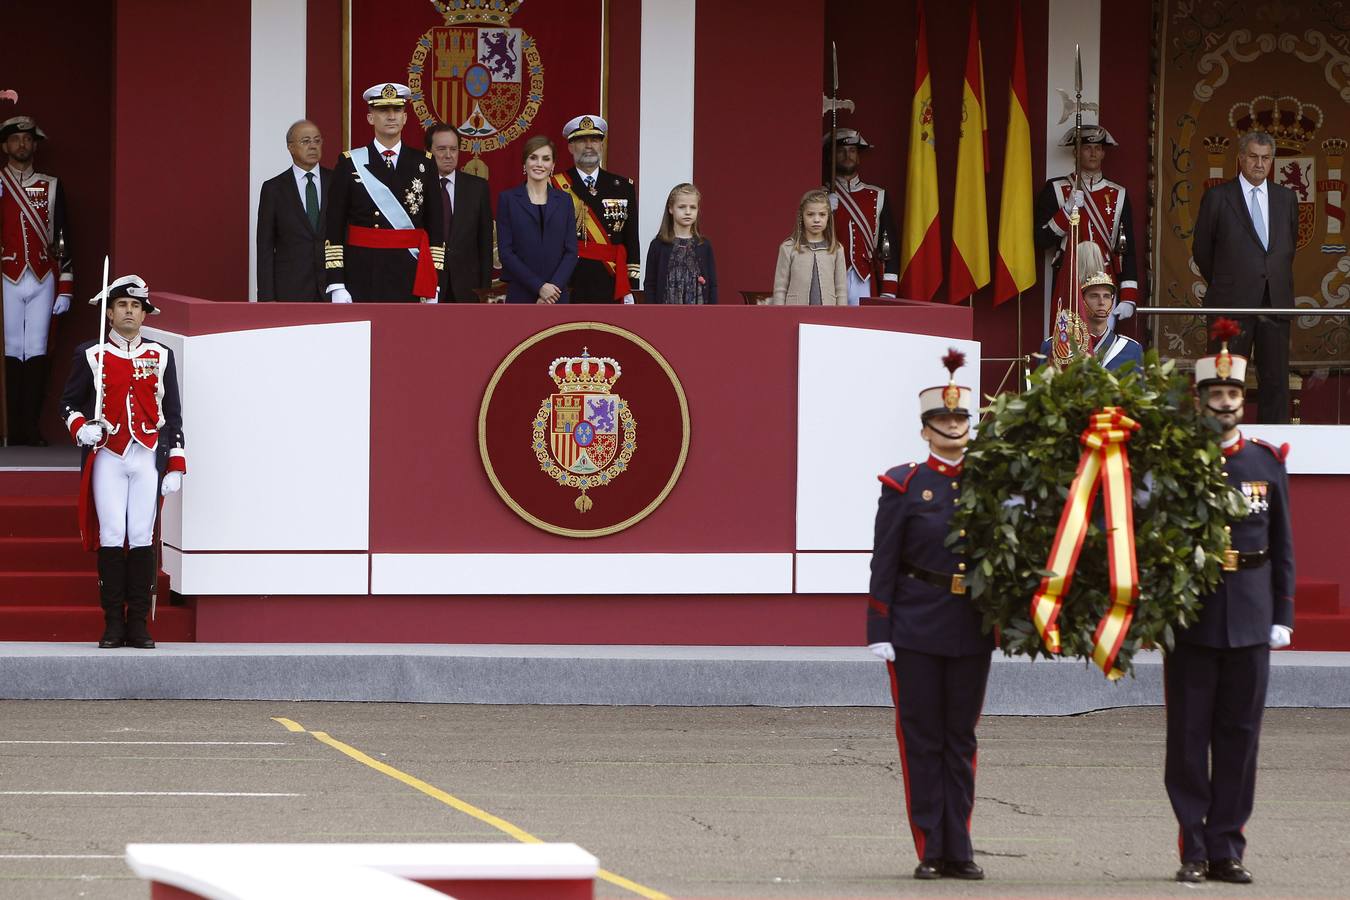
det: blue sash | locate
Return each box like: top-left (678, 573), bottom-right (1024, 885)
top-left (349, 147), bottom-right (418, 259)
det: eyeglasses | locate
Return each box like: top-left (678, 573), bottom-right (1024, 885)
top-left (288, 137), bottom-right (323, 147)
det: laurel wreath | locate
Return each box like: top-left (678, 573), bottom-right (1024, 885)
top-left (952, 353), bottom-right (1246, 675)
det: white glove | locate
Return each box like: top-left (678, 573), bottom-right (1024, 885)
top-left (329, 288), bottom-right (353, 304)
top-left (1115, 300), bottom-right (1136, 320)
top-left (53, 294), bottom-right (71, 315)
top-left (75, 422), bottom-right (104, 446)
top-left (1269, 624), bottom-right (1292, 650)
top-left (868, 641), bottom-right (896, 662)
top-left (1070, 189), bottom-right (1086, 209)
top-left (161, 471), bottom-right (183, 496)
top-left (622, 293), bottom-right (635, 305)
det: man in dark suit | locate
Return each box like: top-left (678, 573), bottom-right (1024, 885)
top-left (552, 115), bottom-right (640, 303)
top-left (256, 119), bottom-right (331, 301)
top-left (324, 83), bottom-right (444, 303)
top-left (425, 124), bottom-right (492, 302)
top-left (1165, 325), bottom-right (1295, 885)
top-left (1192, 131), bottom-right (1299, 423)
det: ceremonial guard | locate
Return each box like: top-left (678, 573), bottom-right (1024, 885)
top-left (2, 115), bottom-right (73, 445)
top-left (824, 128), bottom-right (898, 304)
top-left (1034, 124), bottom-right (1138, 325)
top-left (552, 115), bottom-right (640, 303)
top-left (60, 275), bottom-right (185, 650)
top-left (1165, 318), bottom-right (1294, 885)
top-left (867, 351), bottom-right (993, 881)
top-left (1038, 241), bottom-right (1143, 371)
top-left (324, 83), bottom-right (445, 303)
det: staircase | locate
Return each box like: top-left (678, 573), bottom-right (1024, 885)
top-left (0, 469), bottom-right (194, 642)
top-left (1290, 581), bottom-right (1350, 651)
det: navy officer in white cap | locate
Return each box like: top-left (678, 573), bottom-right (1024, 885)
top-left (324, 82), bottom-right (446, 303)
top-left (551, 114), bottom-right (640, 303)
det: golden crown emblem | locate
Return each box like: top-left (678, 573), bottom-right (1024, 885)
top-left (1324, 138), bottom-right (1348, 161)
top-left (579, 116), bottom-right (594, 130)
top-left (549, 348), bottom-right (621, 393)
top-left (381, 83), bottom-right (398, 100)
top-left (432, 0), bottom-right (521, 26)
top-left (1202, 135), bottom-right (1231, 155)
top-left (1228, 95), bottom-right (1323, 153)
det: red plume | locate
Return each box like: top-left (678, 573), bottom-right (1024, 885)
top-left (1209, 317), bottom-right (1241, 342)
top-left (942, 348), bottom-right (966, 376)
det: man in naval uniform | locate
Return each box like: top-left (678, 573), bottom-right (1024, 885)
top-left (867, 350), bottom-right (994, 882)
top-left (2, 115), bottom-right (73, 445)
top-left (1034, 123), bottom-right (1139, 328)
top-left (824, 127), bottom-right (898, 304)
top-left (1165, 318), bottom-right (1294, 885)
top-left (324, 83), bottom-right (445, 303)
top-left (552, 115), bottom-right (640, 303)
top-left (60, 275), bottom-right (185, 650)
top-left (1038, 241), bottom-right (1143, 372)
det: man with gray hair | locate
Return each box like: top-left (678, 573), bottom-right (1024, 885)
top-left (256, 119), bottom-right (332, 300)
top-left (1191, 131), bottom-right (1298, 423)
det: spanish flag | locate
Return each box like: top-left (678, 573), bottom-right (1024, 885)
top-left (992, 1), bottom-right (1036, 306)
top-left (947, 5), bottom-right (989, 304)
top-left (897, 4), bottom-right (942, 301)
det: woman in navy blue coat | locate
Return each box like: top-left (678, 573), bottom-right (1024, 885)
top-left (496, 135), bottom-right (578, 303)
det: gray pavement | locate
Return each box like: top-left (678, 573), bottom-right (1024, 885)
top-left (0, 701), bottom-right (1346, 899)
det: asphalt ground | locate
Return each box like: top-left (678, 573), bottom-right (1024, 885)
top-left (0, 701), bottom-right (1346, 899)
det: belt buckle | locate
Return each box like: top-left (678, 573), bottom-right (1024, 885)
top-left (950, 573), bottom-right (966, 595)
top-left (1222, 549), bottom-right (1240, 572)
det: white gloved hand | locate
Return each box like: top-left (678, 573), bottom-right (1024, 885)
top-left (868, 641), bottom-right (896, 662)
top-left (161, 471), bottom-right (183, 496)
top-left (622, 293), bottom-right (635, 305)
top-left (75, 422), bottom-right (104, 446)
top-left (1115, 300), bottom-right (1136, 320)
top-left (329, 288), bottom-right (353, 304)
top-left (1070, 189), bottom-right (1086, 209)
top-left (1269, 624), bottom-right (1292, 650)
top-left (53, 294), bottom-right (71, 315)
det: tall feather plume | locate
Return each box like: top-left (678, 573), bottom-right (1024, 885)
top-left (1209, 317), bottom-right (1241, 343)
top-left (1076, 240), bottom-right (1107, 283)
top-left (942, 348), bottom-right (966, 377)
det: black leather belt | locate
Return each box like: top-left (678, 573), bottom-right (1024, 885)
top-left (1223, 547), bottom-right (1268, 572)
top-left (900, 561), bottom-right (966, 595)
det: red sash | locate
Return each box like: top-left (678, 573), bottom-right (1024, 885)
top-left (347, 225), bottom-right (437, 299)
top-left (576, 243), bottom-right (628, 301)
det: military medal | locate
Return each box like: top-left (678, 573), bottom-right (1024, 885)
top-left (588, 183), bottom-right (598, 197)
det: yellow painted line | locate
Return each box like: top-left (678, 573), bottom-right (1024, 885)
top-left (275, 718), bottom-right (668, 900)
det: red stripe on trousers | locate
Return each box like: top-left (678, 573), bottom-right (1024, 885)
top-left (886, 660), bottom-right (926, 860)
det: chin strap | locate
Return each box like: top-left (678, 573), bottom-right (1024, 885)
top-left (934, 425), bottom-right (970, 440)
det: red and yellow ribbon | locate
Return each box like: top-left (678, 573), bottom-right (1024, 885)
top-left (1029, 407), bottom-right (1141, 680)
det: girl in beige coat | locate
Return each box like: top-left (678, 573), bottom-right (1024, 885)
top-left (772, 189), bottom-right (848, 305)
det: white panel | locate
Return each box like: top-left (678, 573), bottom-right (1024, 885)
top-left (142, 327), bottom-right (186, 550)
top-left (165, 321), bottom-right (371, 551)
top-left (372, 553), bottom-right (793, 595)
top-left (638, 0), bottom-right (696, 275)
top-left (796, 552), bottom-right (871, 594)
top-left (1244, 425), bottom-right (1350, 475)
top-left (176, 552), bottom-right (369, 595)
top-left (796, 324), bottom-right (981, 551)
top-left (161, 545), bottom-right (184, 594)
top-left (250, 0), bottom-right (309, 302)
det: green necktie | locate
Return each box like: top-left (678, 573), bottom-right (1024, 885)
top-left (304, 172), bottom-right (320, 231)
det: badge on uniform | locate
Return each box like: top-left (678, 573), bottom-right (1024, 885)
top-left (1241, 481), bottom-right (1269, 514)
top-left (921, 489), bottom-right (933, 501)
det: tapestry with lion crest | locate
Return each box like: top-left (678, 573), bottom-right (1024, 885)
top-left (1153, 0), bottom-right (1350, 366)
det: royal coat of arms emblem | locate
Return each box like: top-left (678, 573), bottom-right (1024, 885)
top-left (532, 348), bottom-right (636, 513)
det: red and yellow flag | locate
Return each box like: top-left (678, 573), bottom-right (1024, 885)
top-left (897, 5), bottom-right (943, 301)
top-left (992, 1), bottom-right (1036, 306)
top-left (947, 6), bottom-right (989, 304)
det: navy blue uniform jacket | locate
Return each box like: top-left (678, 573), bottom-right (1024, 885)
top-left (868, 458), bottom-right (994, 657)
top-left (496, 184), bottom-right (578, 303)
top-left (1180, 437), bottom-right (1296, 648)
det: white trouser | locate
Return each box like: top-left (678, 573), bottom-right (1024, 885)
top-left (2, 269), bottom-right (56, 359)
top-left (93, 440), bottom-right (159, 548)
top-left (846, 268), bottom-right (868, 307)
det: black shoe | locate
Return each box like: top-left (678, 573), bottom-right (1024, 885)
top-left (1208, 858), bottom-right (1252, 884)
top-left (913, 860), bottom-right (942, 880)
top-left (942, 860), bottom-right (985, 880)
top-left (1176, 860), bottom-right (1208, 883)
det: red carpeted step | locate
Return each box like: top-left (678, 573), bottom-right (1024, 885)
top-left (0, 496), bottom-right (80, 538)
top-left (0, 537), bottom-right (92, 571)
top-left (0, 470), bottom-right (80, 495)
top-left (1287, 613), bottom-right (1350, 651)
top-left (1295, 581), bottom-right (1341, 615)
top-left (0, 604), bottom-right (195, 642)
top-left (0, 571), bottom-right (170, 605)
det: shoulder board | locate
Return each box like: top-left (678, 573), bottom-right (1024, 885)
top-left (424, 151), bottom-right (434, 159)
top-left (878, 463), bottom-right (920, 494)
top-left (625, 177), bottom-right (634, 185)
top-left (342, 150), bottom-right (352, 158)
top-left (1251, 438), bottom-right (1290, 464)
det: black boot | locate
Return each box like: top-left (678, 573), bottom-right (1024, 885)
top-left (3, 356), bottom-right (22, 446)
top-left (97, 547), bottom-right (128, 648)
top-left (21, 355), bottom-right (49, 446)
top-left (124, 546), bottom-right (157, 649)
